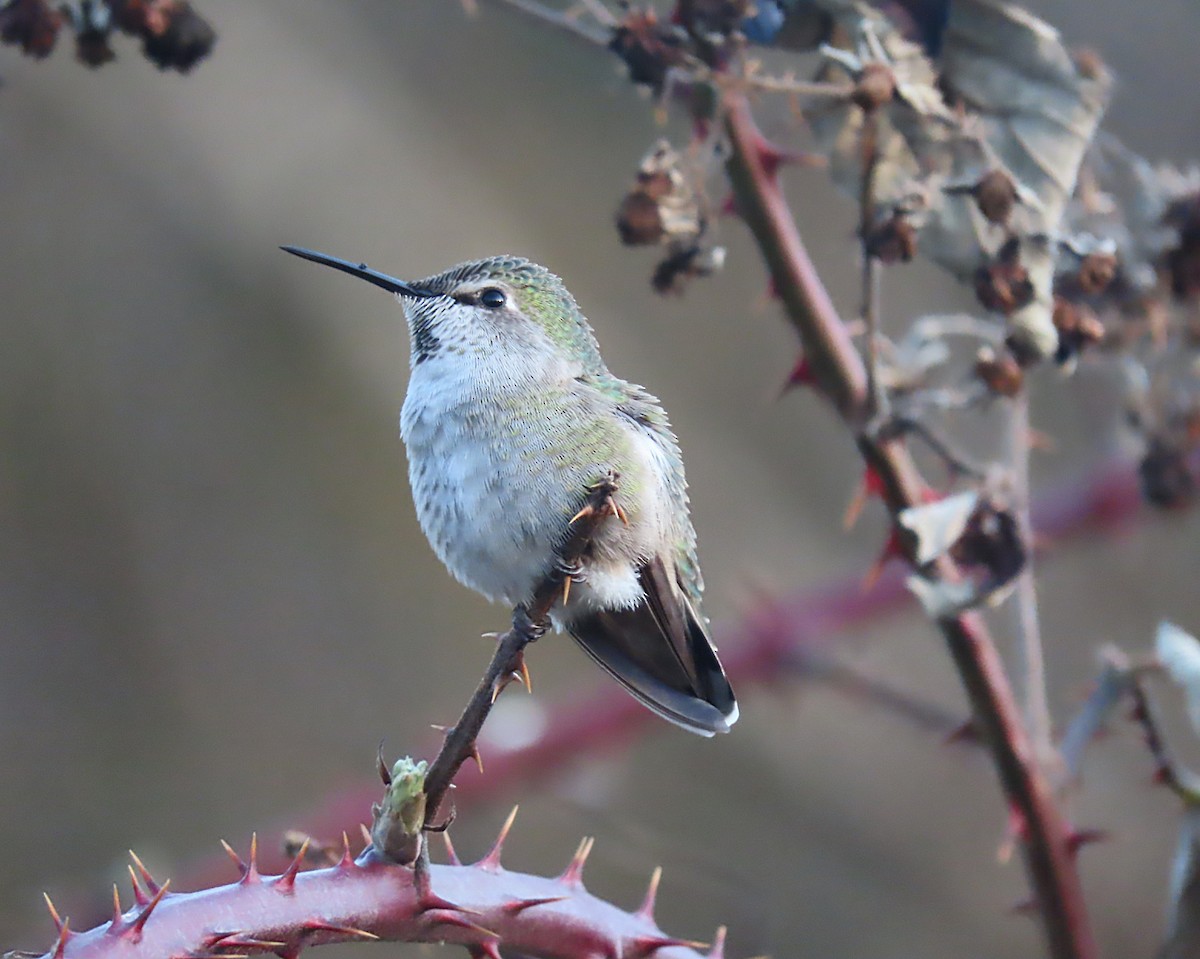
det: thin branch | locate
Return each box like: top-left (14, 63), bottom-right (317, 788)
top-left (421, 475), bottom-right (624, 834)
top-left (723, 92), bottom-right (1097, 959)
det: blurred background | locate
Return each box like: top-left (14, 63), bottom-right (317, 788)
top-left (2, 2), bottom-right (1199, 956)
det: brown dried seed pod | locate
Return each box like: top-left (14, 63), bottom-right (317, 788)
top-left (615, 141), bottom-right (703, 248)
top-left (975, 347), bottom-right (1024, 397)
top-left (974, 169), bottom-right (1018, 226)
top-left (0, 0), bottom-right (62, 58)
top-left (865, 211), bottom-right (917, 264)
top-left (609, 10), bottom-right (688, 93)
top-left (975, 254), bottom-right (1034, 315)
top-left (1076, 252), bottom-right (1118, 295)
top-left (1139, 437), bottom-right (1196, 509)
top-left (850, 62), bottom-right (897, 112)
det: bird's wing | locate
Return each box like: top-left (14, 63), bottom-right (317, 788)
top-left (567, 556), bottom-right (737, 737)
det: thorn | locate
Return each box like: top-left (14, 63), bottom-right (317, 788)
top-left (780, 353), bottom-right (814, 397)
top-left (127, 865), bottom-right (149, 907)
top-left (110, 884), bottom-right (123, 927)
top-left (421, 911), bottom-right (498, 937)
top-left (997, 804), bottom-right (1029, 864)
top-left (277, 837), bottom-right (310, 892)
top-left (467, 943), bottom-right (503, 959)
top-left (569, 503), bottom-right (594, 525)
top-left (629, 935), bottom-right (710, 957)
top-left (128, 850), bottom-right (161, 896)
top-left (377, 742), bottom-right (392, 786)
top-left (359, 823), bottom-right (373, 848)
top-left (562, 575), bottom-right (572, 605)
top-left (862, 527), bottom-right (904, 591)
top-left (243, 834), bottom-right (260, 883)
top-left (220, 839), bottom-right (248, 877)
top-left (518, 654), bottom-right (533, 694)
top-left (300, 921), bottom-right (378, 942)
top-left (218, 935), bottom-right (289, 950)
top-left (1011, 894), bottom-right (1039, 916)
top-left (943, 719), bottom-right (979, 746)
top-left (607, 495), bottom-right (629, 525)
top-left (43, 893), bottom-right (63, 933)
top-left (416, 885), bottom-right (477, 915)
top-left (338, 832), bottom-right (354, 869)
top-left (502, 896), bottom-right (567, 915)
top-left (471, 742), bottom-right (485, 775)
top-left (708, 926), bottom-right (727, 959)
top-left (1066, 828), bottom-right (1110, 857)
top-left (637, 866), bottom-right (662, 921)
top-left (51, 919), bottom-right (70, 959)
top-left (558, 836), bottom-right (594, 888)
top-left (842, 474), bottom-right (870, 531)
top-left (129, 880), bottom-right (170, 938)
top-left (441, 831), bottom-right (462, 866)
top-left (491, 670), bottom-right (526, 703)
top-left (477, 806), bottom-right (518, 871)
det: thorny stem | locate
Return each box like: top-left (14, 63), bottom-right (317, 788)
top-left (1128, 673), bottom-right (1200, 805)
top-left (724, 93), bottom-right (1097, 959)
top-left (1006, 391), bottom-right (1055, 765)
top-left (18, 835), bottom-right (721, 959)
top-left (421, 476), bottom-right (622, 836)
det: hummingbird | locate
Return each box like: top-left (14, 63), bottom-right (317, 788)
top-left (282, 246), bottom-right (738, 736)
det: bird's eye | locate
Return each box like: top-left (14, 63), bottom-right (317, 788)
top-left (479, 287), bottom-right (507, 309)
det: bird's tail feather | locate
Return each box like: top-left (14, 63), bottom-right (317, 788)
top-left (566, 561), bottom-right (737, 736)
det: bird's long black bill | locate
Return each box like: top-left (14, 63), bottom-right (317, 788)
top-left (280, 245), bottom-right (438, 298)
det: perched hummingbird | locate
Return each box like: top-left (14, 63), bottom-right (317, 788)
top-left (282, 246), bottom-right (738, 736)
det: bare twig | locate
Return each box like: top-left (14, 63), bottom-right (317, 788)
top-left (724, 92), bottom-right (1096, 959)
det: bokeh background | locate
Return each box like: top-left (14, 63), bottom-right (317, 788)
top-left (2, 2), bottom-right (1200, 956)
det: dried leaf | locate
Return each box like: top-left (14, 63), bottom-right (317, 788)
top-left (1057, 647), bottom-right (1130, 784)
top-left (898, 490), bottom-right (979, 565)
top-left (1157, 622), bottom-right (1200, 737)
top-left (1162, 807), bottom-right (1200, 959)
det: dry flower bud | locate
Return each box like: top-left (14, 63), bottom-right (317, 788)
top-left (1076, 252), bottom-right (1118, 295)
top-left (616, 192), bottom-right (666, 245)
top-left (615, 141), bottom-right (703, 248)
top-left (865, 211), bottom-right (918, 264)
top-left (1051, 297), bottom-right (1105, 361)
top-left (1139, 437), bottom-right (1196, 509)
top-left (0, 0), bottom-right (62, 57)
top-left (651, 243), bottom-right (725, 294)
top-left (974, 169), bottom-right (1018, 226)
top-left (975, 347), bottom-right (1024, 397)
top-left (851, 62), bottom-right (897, 112)
top-left (609, 9), bottom-right (688, 92)
top-left (975, 243), bottom-right (1034, 315)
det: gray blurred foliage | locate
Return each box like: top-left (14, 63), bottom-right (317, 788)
top-left (1, 3), bottom-right (1200, 958)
